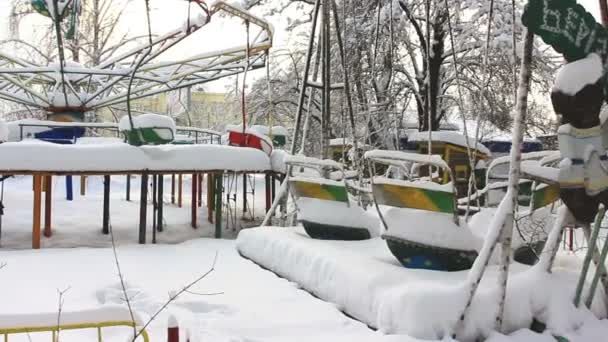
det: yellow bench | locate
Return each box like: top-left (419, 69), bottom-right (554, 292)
top-left (0, 306), bottom-right (149, 342)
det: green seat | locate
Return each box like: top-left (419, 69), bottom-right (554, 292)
top-left (123, 127), bottom-right (174, 146)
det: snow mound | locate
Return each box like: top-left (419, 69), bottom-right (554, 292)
top-left (0, 305), bottom-right (145, 329)
top-left (382, 208), bottom-right (482, 251)
top-left (237, 227), bottom-right (607, 341)
top-left (296, 197), bottom-right (380, 237)
top-left (0, 141), bottom-right (271, 172)
top-left (554, 53), bottom-right (603, 95)
top-left (119, 114), bottom-right (176, 140)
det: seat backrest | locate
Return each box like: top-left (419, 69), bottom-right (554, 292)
top-left (289, 178), bottom-right (349, 203)
top-left (372, 180), bottom-right (455, 214)
top-left (530, 183), bottom-right (560, 211)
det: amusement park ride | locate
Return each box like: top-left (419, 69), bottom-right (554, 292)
top-left (0, 0), bottom-right (273, 144)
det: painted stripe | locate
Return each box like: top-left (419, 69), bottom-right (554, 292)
top-left (373, 183), bottom-right (454, 213)
top-left (290, 180), bottom-right (349, 203)
top-left (532, 184), bottom-right (560, 210)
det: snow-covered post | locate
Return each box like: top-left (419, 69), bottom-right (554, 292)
top-left (453, 29), bottom-right (535, 338)
top-left (494, 29), bottom-right (535, 330)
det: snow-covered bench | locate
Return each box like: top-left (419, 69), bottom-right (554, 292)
top-left (0, 306), bottom-right (149, 341)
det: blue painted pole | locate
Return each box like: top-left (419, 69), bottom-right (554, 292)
top-left (66, 175), bottom-right (73, 201)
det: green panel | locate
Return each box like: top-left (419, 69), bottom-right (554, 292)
top-left (123, 128), bottom-right (173, 146)
top-left (291, 180), bottom-right (349, 203)
top-left (531, 183), bottom-right (560, 210)
top-left (272, 135), bottom-right (286, 147)
top-left (423, 188), bottom-right (455, 213)
top-left (522, 0), bottom-right (605, 62)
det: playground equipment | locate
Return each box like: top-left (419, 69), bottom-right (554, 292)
top-left (286, 155), bottom-right (375, 240)
top-left (406, 131), bottom-right (491, 198)
top-left (227, 125), bottom-right (273, 155)
top-left (0, 305), bottom-right (149, 342)
top-left (0, 0), bottom-right (273, 144)
top-left (365, 150), bottom-right (480, 271)
top-left (118, 113), bottom-right (176, 146)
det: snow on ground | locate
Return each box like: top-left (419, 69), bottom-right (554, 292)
top-left (0, 173), bottom-right (274, 248)
top-left (0, 173), bottom-right (606, 341)
top-left (0, 175), bottom-right (410, 342)
top-left (0, 239), bottom-right (411, 342)
top-left (237, 226), bottom-right (608, 341)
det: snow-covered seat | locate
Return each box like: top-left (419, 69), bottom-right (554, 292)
top-left (0, 305), bottom-right (149, 341)
top-left (365, 150), bottom-right (479, 271)
top-left (226, 125), bottom-right (273, 156)
top-left (285, 155), bottom-right (376, 240)
top-left (119, 114), bottom-right (175, 146)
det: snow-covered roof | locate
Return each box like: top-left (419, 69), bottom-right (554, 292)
top-left (0, 140), bottom-right (272, 173)
top-left (408, 131), bottom-right (492, 157)
top-left (554, 53), bottom-right (603, 95)
top-left (364, 150), bottom-right (449, 170)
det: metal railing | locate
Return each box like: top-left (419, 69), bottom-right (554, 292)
top-left (0, 320), bottom-right (149, 342)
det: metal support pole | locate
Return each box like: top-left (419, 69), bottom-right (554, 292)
top-left (198, 174), bottom-right (203, 207)
top-left (178, 174), bottom-right (183, 208)
top-left (152, 175), bottom-right (157, 243)
top-left (242, 173), bottom-right (248, 213)
top-left (171, 174), bottom-right (176, 204)
top-left (158, 174), bottom-right (164, 233)
top-left (191, 173), bottom-right (198, 228)
top-left (290, 0), bottom-right (322, 155)
top-left (80, 176), bottom-right (86, 196)
top-left (321, 0), bottom-right (331, 159)
top-left (265, 173), bottom-right (271, 213)
top-left (66, 175), bottom-right (73, 201)
top-left (32, 175), bottom-right (42, 249)
top-left (102, 175), bottom-right (110, 235)
top-left (207, 173), bottom-right (214, 223)
top-left (126, 174), bottom-right (131, 202)
top-left (215, 172), bottom-right (223, 238)
top-left (139, 173), bottom-right (148, 244)
top-left (44, 175), bottom-right (52, 238)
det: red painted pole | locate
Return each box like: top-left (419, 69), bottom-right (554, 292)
top-left (167, 315), bottom-right (179, 342)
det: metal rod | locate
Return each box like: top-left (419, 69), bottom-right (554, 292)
top-left (191, 173), bottom-right (198, 228)
top-left (574, 206), bottom-right (605, 307)
top-left (152, 174), bottom-right (157, 243)
top-left (126, 174), bottom-right (131, 201)
top-left (102, 175), bottom-right (110, 235)
top-left (32, 175), bottom-right (42, 249)
top-left (66, 175), bottom-right (73, 201)
top-left (157, 174), bottom-right (164, 233)
top-left (290, 0), bottom-right (322, 154)
top-left (139, 173), bottom-right (148, 244)
top-left (215, 172), bottom-right (223, 238)
top-left (44, 175), bottom-right (52, 238)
